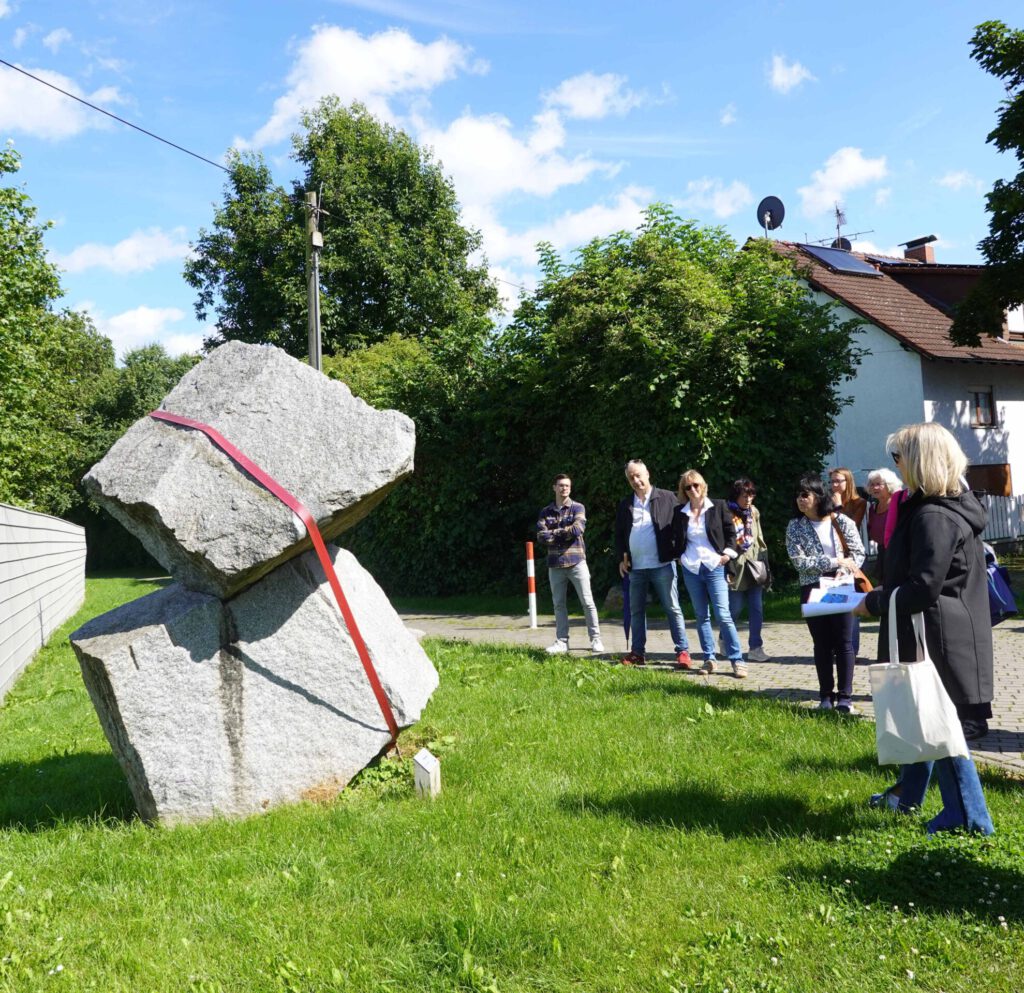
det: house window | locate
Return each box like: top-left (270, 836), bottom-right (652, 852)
top-left (965, 463), bottom-right (1012, 497)
top-left (968, 387), bottom-right (996, 427)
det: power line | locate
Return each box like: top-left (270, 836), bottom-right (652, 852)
top-left (0, 58), bottom-right (231, 174)
top-left (0, 58), bottom-right (333, 218)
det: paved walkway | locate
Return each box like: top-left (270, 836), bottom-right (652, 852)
top-left (400, 609), bottom-right (1024, 777)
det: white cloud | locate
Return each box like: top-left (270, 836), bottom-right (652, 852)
top-left (475, 186), bottom-right (651, 268)
top-left (0, 2), bottom-right (12, 17)
top-left (677, 177), bottom-right (753, 219)
top-left (242, 25), bottom-right (481, 148)
top-left (719, 102), bottom-right (737, 126)
top-left (12, 26), bottom-right (27, 47)
top-left (874, 187), bottom-right (891, 207)
top-left (489, 264), bottom-right (536, 313)
top-left (798, 147), bottom-right (888, 216)
top-left (53, 227), bottom-right (191, 274)
top-left (79, 303), bottom-right (204, 360)
top-left (937, 169), bottom-right (984, 193)
top-left (420, 109), bottom-right (612, 205)
top-left (543, 72), bottom-right (644, 120)
top-left (768, 54), bottom-right (816, 94)
top-left (42, 27), bottom-right (71, 52)
top-left (851, 239), bottom-right (903, 259)
top-left (0, 65), bottom-right (125, 139)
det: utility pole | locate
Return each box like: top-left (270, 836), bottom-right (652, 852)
top-left (305, 190), bottom-right (323, 372)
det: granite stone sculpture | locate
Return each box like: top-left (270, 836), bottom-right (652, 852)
top-left (71, 343), bottom-right (437, 824)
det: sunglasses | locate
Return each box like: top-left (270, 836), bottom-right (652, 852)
top-left (684, 483), bottom-right (702, 491)
top-left (742, 487), bottom-right (757, 496)
top-left (797, 490), bottom-right (814, 498)
top-left (891, 451), bottom-right (901, 465)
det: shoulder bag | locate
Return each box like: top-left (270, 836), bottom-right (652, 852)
top-left (830, 514), bottom-right (873, 593)
top-left (869, 587), bottom-right (970, 766)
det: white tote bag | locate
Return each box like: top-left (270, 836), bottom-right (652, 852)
top-left (869, 587), bottom-right (970, 766)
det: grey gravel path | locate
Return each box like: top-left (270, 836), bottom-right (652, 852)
top-left (400, 609), bottom-right (1024, 777)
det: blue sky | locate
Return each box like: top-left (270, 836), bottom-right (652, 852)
top-left (3, 1), bottom-right (1020, 359)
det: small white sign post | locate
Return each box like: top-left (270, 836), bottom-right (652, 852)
top-left (413, 748), bottom-right (441, 798)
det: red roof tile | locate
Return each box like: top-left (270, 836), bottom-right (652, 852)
top-left (770, 241), bottom-right (1024, 365)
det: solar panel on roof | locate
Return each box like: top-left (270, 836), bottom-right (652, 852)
top-left (868, 255), bottom-right (913, 266)
top-left (799, 244), bottom-right (881, 276)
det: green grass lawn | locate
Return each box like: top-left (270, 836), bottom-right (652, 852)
top-left (2, 576), bottom-right (1023, 991)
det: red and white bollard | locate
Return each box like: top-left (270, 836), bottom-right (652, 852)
top-left (526, 541), bottom-right (538, 629)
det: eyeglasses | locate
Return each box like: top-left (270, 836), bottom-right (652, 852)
top-left (684, 483), bottom-right (702, 491)
top-left (891, 451), bottom-right (901, 465)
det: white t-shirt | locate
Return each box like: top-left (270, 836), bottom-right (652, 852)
top-left (812, 518), bottom-right (839, 569)
top-left (628, 491), bottom-right (661, 570)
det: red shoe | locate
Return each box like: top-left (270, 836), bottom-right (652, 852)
top-left (620, 651), bottom-right (646, 667)
top-left (673, 650), bottom-right (692, 670)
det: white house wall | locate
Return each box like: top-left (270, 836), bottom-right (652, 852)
top-left (922, 362), bottom-right (1024, 495)
top-left (0, 503), bottom-right (86, 703)
top-left (814, 293), bottom-right (926, 484)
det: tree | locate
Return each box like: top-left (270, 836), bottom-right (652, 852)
top-left (0, 144), bottom-right (116, 514)
top-left (185, 99), bottom-right (498, 358)
top-left (332, 206), bottom-right (865, 597)
top-left (476, 206), bottom-right (865, 592)
top-left (950, 20), bottom-right (1024, 346)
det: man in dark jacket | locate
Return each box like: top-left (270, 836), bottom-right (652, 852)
top-left (614, 459), bottom-right (691, 667)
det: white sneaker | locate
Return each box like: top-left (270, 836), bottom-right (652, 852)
top-left (546, 642), bottom-right (568, 655)
top-left (747, 646), bottom-right (770, 663)
top-left (590, 639), bottom-right (606, 654)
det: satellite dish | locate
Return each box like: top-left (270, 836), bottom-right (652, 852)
top-left (831, 237), bottom-right (852, 251)
top-left (756, 195), bottom-right (785, 233)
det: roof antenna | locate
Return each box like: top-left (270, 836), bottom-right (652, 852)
top-left (831, 203), bottom-right (851, 250)
top-left (755, 195), bottom-right (785, 237)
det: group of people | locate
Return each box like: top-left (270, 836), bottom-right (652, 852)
top-left (538, 421), bottom-right (996, 836)
top-left (537, 460), bottom-right (770, 677)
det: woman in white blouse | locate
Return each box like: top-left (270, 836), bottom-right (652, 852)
top-left (672, 470), bottom-right (745, 678)
top-left (785, 473), bottom-right (865, 713)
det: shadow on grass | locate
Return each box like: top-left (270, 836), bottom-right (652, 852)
top-left (784, 844), bottom-right (1024, 922)
top-left (563, 781), bottom-right (859, 839)
top-left (0, 751), bottom-right (136, 831)
top-left (785, 752), bottom-right (881, 776)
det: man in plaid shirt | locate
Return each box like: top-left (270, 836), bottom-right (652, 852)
top-left (537, 474), bottom-right (605, 655)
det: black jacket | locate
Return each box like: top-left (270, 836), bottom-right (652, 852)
top-left (614, 487), bottom-right (679, 565)
top-left (672, 498), bottom-right (738, 560)
top-left (864, 490), bottom-right (993, 709)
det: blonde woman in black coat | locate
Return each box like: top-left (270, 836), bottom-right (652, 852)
top-left (855, 423), bottom-right (994, 835)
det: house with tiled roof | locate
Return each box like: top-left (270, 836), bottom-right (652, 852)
top-left (773, 239), bottom-right (1024, 535)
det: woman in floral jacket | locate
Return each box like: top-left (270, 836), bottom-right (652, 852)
top-left (786, 473), bottom-right (865, 713)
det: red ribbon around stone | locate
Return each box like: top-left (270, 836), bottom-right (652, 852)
top-left (149, 409), bottom-right (400, 743)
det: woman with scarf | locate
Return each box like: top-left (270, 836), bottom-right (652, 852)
top-left (725, 477), bottom-right (770, 662)
top-left (865, 466), bottom-right (903, 581)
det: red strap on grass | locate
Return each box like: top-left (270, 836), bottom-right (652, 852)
top-left (149, 409), bottom-right (399, 743)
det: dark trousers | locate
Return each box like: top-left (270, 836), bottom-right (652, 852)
top-left (801, 583), bottom-right (855, 701)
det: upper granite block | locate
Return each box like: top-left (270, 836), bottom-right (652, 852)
top-left (83, 342), bottom-right (415, 598)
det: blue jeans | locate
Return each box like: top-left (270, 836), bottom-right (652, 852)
top-left (629, 563), bottom-right (689, 656)
top-left (681, 563), bottom-right (742, 661)
top-left (728, 585), bottom-right (763, 650)
top-left (887, 757), bottom-right (994, 835)
top-left (549, 562), bottom-right (601, 645)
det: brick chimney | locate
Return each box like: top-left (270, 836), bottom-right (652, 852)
top-left (902, 234), bottom-right (937, 264)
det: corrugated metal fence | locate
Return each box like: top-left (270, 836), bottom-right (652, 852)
top-left (861, 493), bottom-right (1023, 559)
top-left (981, 494), bottom-right (1024, 545)
top-left (0, 503), bottom-right (86, 703)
